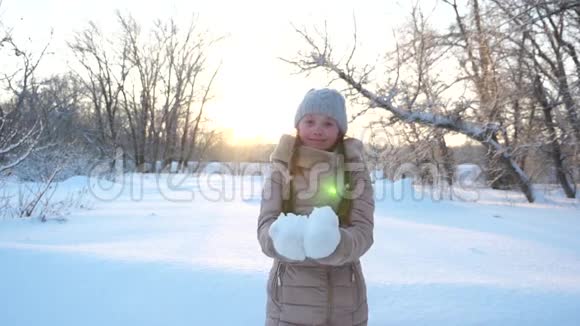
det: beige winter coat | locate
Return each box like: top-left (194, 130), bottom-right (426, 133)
top-left (258, 135), bottom-right (375, 326)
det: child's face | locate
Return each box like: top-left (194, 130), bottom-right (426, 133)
top-left (297, 113), bottom-right (341, 151)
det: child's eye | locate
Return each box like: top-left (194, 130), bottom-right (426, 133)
top-left (324, 121), bottom-right (335, 127)
top-left (305, 119), bottom-right (314, 125)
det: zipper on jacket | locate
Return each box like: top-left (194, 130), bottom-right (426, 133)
top-left (326, 268), bottom-right (333, 324)
top-left (276, 263), bottom-right (286, 303)
top-left (273, 262), bottom-right (281, 304)
top-left (351, 263), bottom-right (361, 306)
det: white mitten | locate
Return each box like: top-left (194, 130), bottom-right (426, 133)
top-left (268, 213), bottom-right (308, 261)
top-left (304, 206), bottom-right (341, 259)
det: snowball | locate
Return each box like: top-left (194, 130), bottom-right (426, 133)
top-left (268, 213), bottom-right (308, 261)
top-left (304, 206), bottom-right (341, 259)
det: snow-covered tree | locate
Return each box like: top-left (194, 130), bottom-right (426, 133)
top-left (284, 0), bottom-right (580, 202)
top-left (0, 17), bottom-right (45, 175)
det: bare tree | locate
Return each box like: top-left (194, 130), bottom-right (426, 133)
top-left (0, 27), bottom-right (45, 175)
top-left (489, 0), bottom-right (579, 196)
top-left (178, 65), bottom-right (220, 172)
top-left (0, 6), bottom-right (87, 221)
top-left (533, 73), bottom-right (576, 197)
top-left (283, 12), bottom-right (536, 202)
top-left (442, 0), bottom-right (526, 189)
top-left (69, 21), bottom-right (130, 159)
top-left (68, 12), bottom-right (221, 173)
top-left (391, 5), bottom-right (457, 186)
top-left (116, 12), bottom-right (221, 172)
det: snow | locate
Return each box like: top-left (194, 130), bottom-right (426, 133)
top-left (455, 163), bottom-right (485, 186)
top-left (1, 173), bottom-right (580, 325)
top-left (269, 212), bottom-right (308, 261)
top-left (303, 206), bottom-right (341, 259)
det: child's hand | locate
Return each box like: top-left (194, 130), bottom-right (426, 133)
top-left (304, 206), bottom-right (341, 259)
top-left (268, 213), bottom-right (308, 261)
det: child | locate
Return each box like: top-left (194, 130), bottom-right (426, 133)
top-left (257, 88), bottom-right (375, 326)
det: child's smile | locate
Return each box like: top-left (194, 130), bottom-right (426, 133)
top-left (297, 113), bottom-right (340, 151)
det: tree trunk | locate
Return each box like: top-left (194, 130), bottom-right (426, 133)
top-left (437, 133), bottom-right (455, 186)
top-left (534, 75), bottom-right (576, 198)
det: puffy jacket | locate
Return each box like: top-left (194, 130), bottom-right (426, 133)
top-left (258, 135), bottom-right (375, 326)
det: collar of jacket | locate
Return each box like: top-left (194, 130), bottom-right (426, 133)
top-left (270, 134), bottom-right (364, 169)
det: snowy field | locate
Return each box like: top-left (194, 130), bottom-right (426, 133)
top-left (1, 173), bottom-right (580, 325)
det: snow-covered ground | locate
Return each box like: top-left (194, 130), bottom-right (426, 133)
top-left (1, 173), bottom-right (580, 325)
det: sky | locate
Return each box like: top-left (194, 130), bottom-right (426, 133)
top-left (0, 0), bottom-right (459, 145)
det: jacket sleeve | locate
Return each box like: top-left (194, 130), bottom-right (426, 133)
top-left (257, 163), bottom-right (300, 262)
top-left (315, 166), bottom-right (375, 266)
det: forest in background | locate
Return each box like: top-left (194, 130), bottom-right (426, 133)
top-left (1, 0), bottom-right (579, 203)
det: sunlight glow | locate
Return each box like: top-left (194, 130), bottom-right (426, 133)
top-left (3, 0), bottom-right (457, 146)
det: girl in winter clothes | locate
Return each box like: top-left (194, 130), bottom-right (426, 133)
top-left (257, 88), bottom-right (375, 326)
